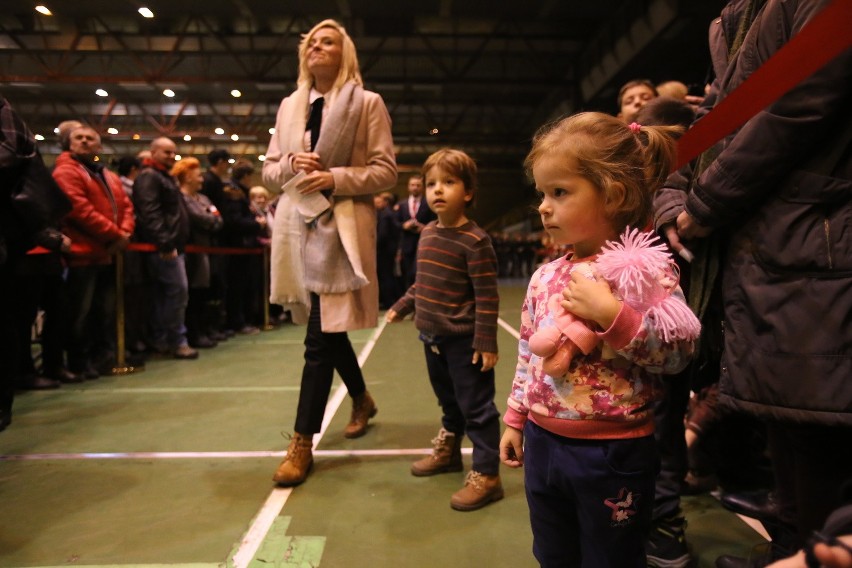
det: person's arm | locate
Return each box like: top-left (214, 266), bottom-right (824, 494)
top-left (261, 95), bottom-right (299, 192)
top-left (53, 165), bottom-right (124, 244)
top-left (469, 234), bottom-right (499, 370)
top-left (329, 93), bottom-right (398, 196)
top-left (686, 2), bottom-right (852, 230)
top-left (132, 171), bottom-right (173, 253)
top-left (503, 273), bottom-right (538, 431)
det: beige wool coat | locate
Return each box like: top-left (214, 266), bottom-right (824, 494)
top-left (262, 86), bottom-right (397, 332)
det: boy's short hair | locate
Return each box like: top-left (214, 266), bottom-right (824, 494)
top-left (421, 148), bottom-right (478, 207)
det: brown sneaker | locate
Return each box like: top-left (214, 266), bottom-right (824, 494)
top-left (450, 470), bottom-right (504, 511)
top-left (343, 391), bottom-right (377, 439)
top-left (411, 427), bottom-right (463, 476)
top-left (272, 433), bottom-right (314, 486)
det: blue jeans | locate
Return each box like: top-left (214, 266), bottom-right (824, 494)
top-left (146, 254), bottom-right (189, 350)
top-left (523, 421), bottom-right (658, 567)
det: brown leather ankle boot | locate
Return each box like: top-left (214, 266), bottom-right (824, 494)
top-left (272, 433), bottom-right (314, 486)
top-left (343, 391), bottom-right (377, 439)
top-left (450, 471), bottom-right (504, 511)
top-left (411, 427), bottom-right (463, 476)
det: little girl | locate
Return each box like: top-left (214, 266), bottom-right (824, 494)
top-left (499, 112), bottom-right (696, 567)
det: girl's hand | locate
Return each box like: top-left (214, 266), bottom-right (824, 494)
top-left (473, 350), bottom-right (498, 372)
top-left (500, 426), bottom-right (524, 468)
top-left (385, 309), bottom-right (400, 323)
top-left (561, 271), bottom-right (621, 330)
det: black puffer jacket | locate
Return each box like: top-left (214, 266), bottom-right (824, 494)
top-left (132, 165), bottom-right (190, 254)
top-left (657, 0), bottom-right (852, 426)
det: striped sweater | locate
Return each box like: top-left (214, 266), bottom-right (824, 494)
top-left (391, 220), bottom-right (499, 353)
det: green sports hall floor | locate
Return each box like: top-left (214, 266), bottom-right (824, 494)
top-left (0, 284), bottom-right (766, 568)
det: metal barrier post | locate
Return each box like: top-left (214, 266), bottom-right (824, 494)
top-left (111, 252), bottom-right (142, 375)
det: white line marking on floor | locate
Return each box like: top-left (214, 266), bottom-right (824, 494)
top-left (50, 387), bottom-right (303, 394)
top-left (0, 447), bottom-right (473, 461)
top-left (498, 317), bottom-right (520, 340)
top-left (229, 318), bottom-right (389, 568)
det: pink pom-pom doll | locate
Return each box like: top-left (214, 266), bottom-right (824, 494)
top-left (528, 264), bottom-right (599, 377)
top-left (528, 229), bottom-right (700, 377)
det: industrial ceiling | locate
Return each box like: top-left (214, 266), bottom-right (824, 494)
top-left (1, 0), bottom-right (725, 227)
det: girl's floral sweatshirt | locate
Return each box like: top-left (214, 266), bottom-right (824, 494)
top-left (503, 253), bottom-right (695, 440)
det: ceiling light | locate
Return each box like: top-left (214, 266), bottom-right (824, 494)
top-left (95, 88), bottom-right (109, 97)
top-left (163, 89), bottom-right (175, 98)
top-left (230, 134), bottom-right (239, 141)
top-left (228, 158), bottom-right (235, 164)
top-left (138, 7), bottom-right (154, 18)
top-left (132, 134), bottom-right (141, 140)
top-left (214, 127), bottom-right (225, 135)
top-left (268, 127), bottom-right (275, 134)
top-left (258, 155), bottom-right (266, 161)
top-left (429, 128), bottom-right (439, 135)
top-left (107, 127), bottom-right (119, 135)
top-left (175, 155), bottom-right (182, 161)
top-left (183, 134), bottom-right (191, 141)
top-left (34, 134), bottom-right (45, 141)
top-left (230, 89), bottom-right (242, 98)
top-left (35, 6), bottom-right (52, 16)
top-left (53, 127), bottom-right (60, 134)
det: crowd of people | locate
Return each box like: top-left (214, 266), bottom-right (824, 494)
top-left (2, 2), bottom-right (850, 567)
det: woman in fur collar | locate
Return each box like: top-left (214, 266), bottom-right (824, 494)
top-left (262, 19), bottom-right (397, 486)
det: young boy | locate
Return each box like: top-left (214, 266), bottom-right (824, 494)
top-left (386, 148), bottom-right (502, 512)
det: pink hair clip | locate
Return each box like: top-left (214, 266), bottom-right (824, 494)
top-left (629, 122), bottom-right (642, 134)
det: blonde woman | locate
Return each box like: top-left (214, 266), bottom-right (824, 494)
top-left (262, 19), bottom-right (397, 486)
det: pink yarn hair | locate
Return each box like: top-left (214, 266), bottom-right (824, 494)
top-left (596, 228), bottom-right (701, 343)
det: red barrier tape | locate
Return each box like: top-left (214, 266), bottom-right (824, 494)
top-left (675, 0), bottom-right (852, 170)
top-left (27, 243), bottom-right (265, 256)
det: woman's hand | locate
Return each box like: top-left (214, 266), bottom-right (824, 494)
top-left (473, 351), bottom-right (498, 372)
top-left (292, 152), bottom-right (323, 174)
top-left (385, 309), bottom-right (400, 323)
top-left (561, 271), bottom-right (621, 330)
top-left (500, 426), bottom-right (524, 468)
top-left (297, 171), bottom-right (335, 194)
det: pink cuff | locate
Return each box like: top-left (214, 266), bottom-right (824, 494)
top-left (597, 302), bottom-right (642, 350)
top-left (503, 407), bottom-right (528, 430)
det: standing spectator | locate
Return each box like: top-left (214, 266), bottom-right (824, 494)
top-left (656, 0), bottom-right (852, 563)
top-left (116, 155), bottom-right (141, 199)
top-left (616, 79), bottom-right (658, 124)
top-left (375, 191), bottom-right (400, 309)
top-left (1, 97), bottom-right (72, 430)
top-left (396, 174), bottom-right (436, 289)
top-left (262, 19), bottom-right (396, 486)
top-left (221, 158), bottom-right (265, 335)
top-left (200, 149), bottom-right (231, 341)
top-left (115, 154), bottom-right (148, 355)
top-left (387, 149), bottom-right (502, 512)
top-left (175, 157), bottom-right (222, 349)
top-left (132, 137), bottom-right (197, 360)
top-left (53, 125), bottom-right (135, 377)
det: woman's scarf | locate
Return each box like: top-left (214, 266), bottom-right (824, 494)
top-left (268, 81), bottom-right (365, 319)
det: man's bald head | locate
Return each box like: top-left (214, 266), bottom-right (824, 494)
top-left (57, 120), bottom-right (83, 151)
top-left (150, 137), bottom-right (177, 169)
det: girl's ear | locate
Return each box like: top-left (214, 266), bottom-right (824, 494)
top-left (606, 181), bottom-right (627, 211)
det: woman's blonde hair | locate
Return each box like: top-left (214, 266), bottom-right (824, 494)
top-left (170, 157), bottom-right (201, 184)
top-left (297, 19), bottom-right (363, 91)
top-left (525, 112), bottom-right (681, 233)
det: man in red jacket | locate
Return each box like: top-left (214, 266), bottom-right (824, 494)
top-left (53, 125), bottom-right (134, 378)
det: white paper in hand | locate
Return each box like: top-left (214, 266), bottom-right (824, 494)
top-left (282, 171), bottom-right (330, 222)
